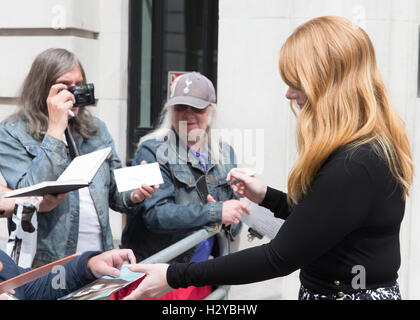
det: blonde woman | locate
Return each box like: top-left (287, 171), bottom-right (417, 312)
top-left (123, 16), bottom-right (413, 300)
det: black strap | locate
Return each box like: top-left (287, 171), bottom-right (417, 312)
top-left (65, 127), bottom-right (80, 160)
top-left (187, 163), bottom-right (235, 241)
top-left (187, 163), bottom-right (209, 204)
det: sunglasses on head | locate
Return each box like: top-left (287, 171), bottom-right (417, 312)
top-left (173, 104), bottom-right (208, 114)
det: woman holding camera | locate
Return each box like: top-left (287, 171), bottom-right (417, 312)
top-left (0, 48), bottom-right (157, 267)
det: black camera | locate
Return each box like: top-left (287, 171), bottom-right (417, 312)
top-left (68, 83), bottom-right (95, 107)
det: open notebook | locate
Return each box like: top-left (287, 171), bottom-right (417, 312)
top-left (4, 147), bottom-right (112, 198)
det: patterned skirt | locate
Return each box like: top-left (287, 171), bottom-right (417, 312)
top-left (298, 283), bottom-right (401, 300)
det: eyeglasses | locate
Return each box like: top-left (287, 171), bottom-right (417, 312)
top-left (173, 105), bottom-right (208, 114)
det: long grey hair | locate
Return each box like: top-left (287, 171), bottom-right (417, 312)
top-left (14, 48), bottom-right (97, 140)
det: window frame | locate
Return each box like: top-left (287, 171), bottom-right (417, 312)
top-left (126, 0), bottom-right (218, 165)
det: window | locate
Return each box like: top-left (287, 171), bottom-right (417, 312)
top-left (126, 0), bottom-right (219, 164)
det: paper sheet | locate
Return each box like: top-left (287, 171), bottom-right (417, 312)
top-left (241, 199), bottom-right (284, 240)
top-left (113, 162), bottom-right (164, 192)
top-left (57, 147), bottom-right (111, 182)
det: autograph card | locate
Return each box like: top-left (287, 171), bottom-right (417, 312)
top-left (114, 162), bottom-right (164, 192)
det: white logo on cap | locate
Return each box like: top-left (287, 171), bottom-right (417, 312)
top-left (184, 80), bottom-right (192, 94)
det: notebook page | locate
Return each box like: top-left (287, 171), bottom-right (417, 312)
top-left (57, 147), bottom-right (111, 182)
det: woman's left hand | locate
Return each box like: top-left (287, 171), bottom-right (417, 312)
top-left (130, 184), bottom-right (159, 203)
top-left (129, 160), bottom-right (160, 204)
top-left (123, 263), bottom-right (173, 300)
top-left (39, 193), bottom-right (69, 212)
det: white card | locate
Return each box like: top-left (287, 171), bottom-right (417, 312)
top-left (241, 198), bottom-right (284, 240)
top-left (113, 162), bottom-right (164, 192)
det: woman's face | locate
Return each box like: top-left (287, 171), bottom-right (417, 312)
top-left (171, 104), bottom-right (212, 147)
top-left (285, 87), bottom-right (307, 109)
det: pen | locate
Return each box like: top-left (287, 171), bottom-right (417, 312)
top-left (227, 170), bottom-right (256, 185)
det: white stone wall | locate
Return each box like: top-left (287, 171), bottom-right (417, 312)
top-left (1, 0), bottom-right (419, 301)
top-left (218, 0), bottom-right (420, 299)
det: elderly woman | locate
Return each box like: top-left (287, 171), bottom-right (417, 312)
top-left (118, 72), bottom-right (249, 300)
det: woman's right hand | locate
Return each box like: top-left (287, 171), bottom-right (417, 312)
top-left (123, 263), bottom-right (173, 300)
top-left (227, 168), bottom-right (267, 204)
top-left (46, 83), bottom-right (75, 140)
top-left (207, 195), bottom-right (250, 225)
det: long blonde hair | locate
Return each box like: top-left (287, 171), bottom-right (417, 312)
top-left (279, 16), bottom-right (413, 205)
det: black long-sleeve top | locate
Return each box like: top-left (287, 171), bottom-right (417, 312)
top-left (167, 144), bottom-right (405, 295)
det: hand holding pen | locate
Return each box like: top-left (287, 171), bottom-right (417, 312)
top-left (226, 168), bottom-right (267, 204)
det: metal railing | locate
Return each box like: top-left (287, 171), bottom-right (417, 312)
top-left (139, 228), bottom-right (229, 300)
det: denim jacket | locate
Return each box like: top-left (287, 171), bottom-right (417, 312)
top-left (0, 116), bottom-right (138, 267)
top-left (121, 130), bottom-right (241, 263)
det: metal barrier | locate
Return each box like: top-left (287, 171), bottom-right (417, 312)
top-left (139, 228), bottom-right (229, 300)
top-left (204, 232), bottom-right (229, 301)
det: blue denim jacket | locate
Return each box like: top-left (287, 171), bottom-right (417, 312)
top-left (0, 116), bottom-right (137, 267)
top-left (121, 130), bottom-right (241, 263)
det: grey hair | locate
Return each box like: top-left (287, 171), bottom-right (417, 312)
top-left (13, 48), bottom-right (97, 140)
